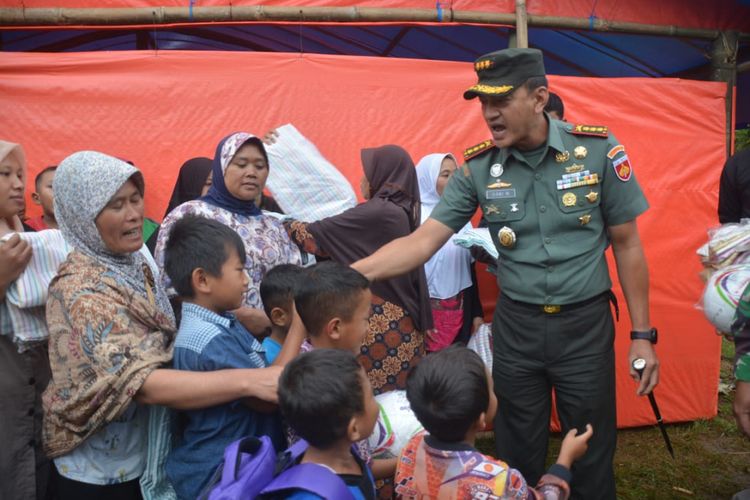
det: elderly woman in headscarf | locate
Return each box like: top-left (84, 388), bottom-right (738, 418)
top-left (286, 145), bottom-right (431, 393)
top-left (144, 157), bottom-right (213, 254)
top-left (0, 140), bottom-right (54, 500)
top-left (416, 153), bottom-right (485, 352)
top-left (154, 133), bottom-right (301, 335)
top-left (44, 151), bottom-right (285, 499)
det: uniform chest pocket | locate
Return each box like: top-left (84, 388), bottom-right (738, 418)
top-left (557, 185), bottom-right (601, 213)
top-left (482, 200), bottom-right (525, 223)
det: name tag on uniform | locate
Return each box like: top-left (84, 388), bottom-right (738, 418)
top-left (486, 189), bottom-right (516, 199)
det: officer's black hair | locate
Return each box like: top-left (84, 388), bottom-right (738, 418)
top-left (545, 92), bottom-right (565, 120)
top-left (295, 261), bottom-right (370, 337)
top-left (406, 344), bottom-right (490, 442)
top-left (260, 263), bottom-right (304, 320)
top-left (524, 75), bottom-right (549, 91)
top-left (164, 215), bottom-right (246, 298)
top-left (34, 165), bottom-right (57, 191)
top-left (279, 349), bottom-right (365, 449)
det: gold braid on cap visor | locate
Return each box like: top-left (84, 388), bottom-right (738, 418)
top-left (466, 84), bottom-right (514, 94)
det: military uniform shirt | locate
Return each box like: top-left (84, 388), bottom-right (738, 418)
top-left (430, 118), bottom-right (648, 305)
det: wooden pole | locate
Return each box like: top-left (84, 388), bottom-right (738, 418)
top-left (0, 5), bottom-right (740, 40)
top-left (515, 0), bottom-right (529, 49)
top-left (710, 31), bottom-right (739, 157)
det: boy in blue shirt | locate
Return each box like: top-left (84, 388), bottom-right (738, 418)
top-left (163, 215), bottom-right (304, 499)
top-left (259, 264), bottom-right (304, 364)
top-left (275, 348), bottom-right (379, 499)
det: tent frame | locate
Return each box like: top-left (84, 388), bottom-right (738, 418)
top-left (1, 2), bottom-right (747, 152)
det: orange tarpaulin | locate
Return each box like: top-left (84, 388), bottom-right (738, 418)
top-left (0, 50), bottom-right (725, 428)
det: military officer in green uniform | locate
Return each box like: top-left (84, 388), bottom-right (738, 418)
top-left (353, 48), bottom-right (659, 499)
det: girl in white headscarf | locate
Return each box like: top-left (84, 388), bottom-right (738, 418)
top-left (416, 153), bottom-right (484, 352)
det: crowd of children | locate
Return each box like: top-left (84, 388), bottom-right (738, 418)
top-left (158, 213), bottom-right (592, 499)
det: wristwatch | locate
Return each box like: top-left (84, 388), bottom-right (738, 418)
top-left (630, 327), bottom-right (658, 344)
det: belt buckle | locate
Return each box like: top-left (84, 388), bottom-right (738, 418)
top-left (543, 304), bottom-right (561, 314)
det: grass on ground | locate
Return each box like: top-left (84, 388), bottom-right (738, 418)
top-left (476, 339), bottom-right (749, 499)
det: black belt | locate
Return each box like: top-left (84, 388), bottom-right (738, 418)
top-left (503, 290), bottom-right (618, 317)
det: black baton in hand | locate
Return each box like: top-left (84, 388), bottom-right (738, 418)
top-left (633, 358), bottom-right (674, 459)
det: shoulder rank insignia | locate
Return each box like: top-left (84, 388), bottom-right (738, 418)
top-left (567, 124), bottom-right (609, 138)
top-left (463, 139), bottom-right (495, 161)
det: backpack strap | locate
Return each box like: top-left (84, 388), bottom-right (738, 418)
top-left (219, 436), bottom-right (275, 487)
top-left (260, 463), bottom-right (352, 498)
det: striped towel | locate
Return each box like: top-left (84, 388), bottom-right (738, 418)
top-left (452, 227), bottom-right (499, 260)
top-left (467, 323), bottom-right (493, 371)
top-left (265, 124), bottom-right (357, 222)
top-left (139, 405), bottom-right (177, 500)
top-left (3, 230), bottom-right (72, 351)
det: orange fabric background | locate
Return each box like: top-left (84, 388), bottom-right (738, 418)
top-left (1, 0), bottom-right (748, 32)
top-left (0, 50), bottom-right (725, 428)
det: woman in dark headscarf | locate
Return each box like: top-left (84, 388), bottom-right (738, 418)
top-left (154, 133), bottom-right (301, 333)
top-left (144, 157), bottom-right (213, 253)
top-left (163, 157), bottom-right (213, 217)
top-left (286, 145), bottom-right (431, 394)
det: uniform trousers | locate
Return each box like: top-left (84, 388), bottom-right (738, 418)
top-left (492, 291), bottom-right (616, 500)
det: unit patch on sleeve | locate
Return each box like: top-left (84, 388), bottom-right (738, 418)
top-left (606, 145), bottom-right (625, 159)
top-left (612, 154), bottom-right (633, 181)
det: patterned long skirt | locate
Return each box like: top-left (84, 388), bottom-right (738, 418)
top-left (359, 295), bottom-right (424, 394)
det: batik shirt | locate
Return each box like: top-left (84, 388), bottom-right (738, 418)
top-left (395, 433), bottom-right (570, 500)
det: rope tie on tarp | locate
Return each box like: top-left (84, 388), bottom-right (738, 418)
top-left (589, 0), bottom-right (599, 30)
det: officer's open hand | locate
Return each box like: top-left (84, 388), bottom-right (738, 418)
top-left (629, 340), bottom-right (659, 396)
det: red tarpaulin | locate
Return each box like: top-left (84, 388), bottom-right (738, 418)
top-left (0, 50), bottom-right (725, 428)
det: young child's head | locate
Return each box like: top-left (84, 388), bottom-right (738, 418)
top-left (32, 166), bottom-right (56, 220)
top-left (406, 345), bottom-right (497, 442)
top-left (279, 349), bottom-right (378, 449)
top-left (260, 264), bottom-right (304, 335)
top-left (165, 215), bottom-right (248, 312)
top-left (295, 261), bottom-right (371, 353)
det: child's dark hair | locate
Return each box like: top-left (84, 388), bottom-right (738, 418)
top-left (406, 344), bottom-right (489, 442)
top-left (164, 215), bottom-right (246, 298)
top-left (295, 261), bottom-right (370, 336)
top-left (545, 91), bottom-right (565, 119)
top-left (34, 165), bottom-right (56, 190)
top-left (259, 264), bottom-right (303, 320)
top-left (279, 349), bottom-right (365, 449)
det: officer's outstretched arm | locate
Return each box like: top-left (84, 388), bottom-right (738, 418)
top-left (352, 218), bottom-right (454, 282)
top-left (609, 219), bottom-right (659, 396)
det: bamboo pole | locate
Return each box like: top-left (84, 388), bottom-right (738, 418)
top-left (514, 0), bottom-right (528, 49)
top-left (710, 31), bottom-right (738, 156)
top-left (0, 5), bottom-right (741, 40)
